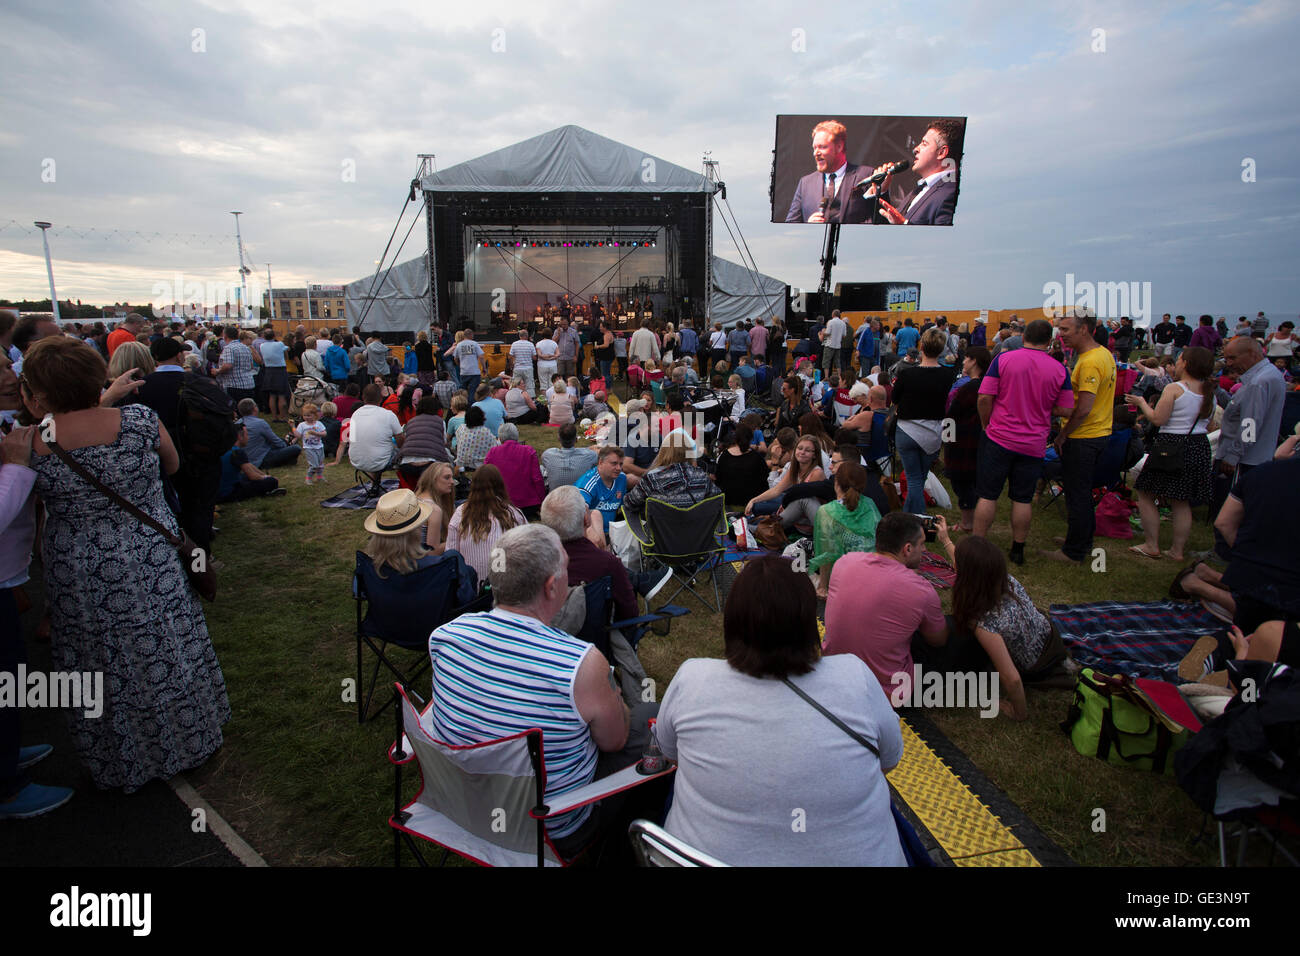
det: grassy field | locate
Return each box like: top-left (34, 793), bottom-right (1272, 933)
top-left (189, 418), bottom-right (1224, 866)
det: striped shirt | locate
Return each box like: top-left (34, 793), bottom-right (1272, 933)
top-left (445, 504), bottom-right (525, 582)
top-left (428, 608), bottom-right (597, 838)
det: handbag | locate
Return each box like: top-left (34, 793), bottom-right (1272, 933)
top-left (782, 678), bottom-right (935, 867)
top-left (1144, 394), bottom-right (1198, 475)
top-left (752, 514), bottom-right (788, 550)
top-left (45, 434), bottom-right (217, 602)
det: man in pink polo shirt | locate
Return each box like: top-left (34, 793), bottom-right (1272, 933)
top-left (972, 319), bottom-right (1074, 565)
top-left (823, 513), bottom-right (949, 694)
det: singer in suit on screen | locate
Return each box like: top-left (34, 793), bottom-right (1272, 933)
top-left (785, 120), bottom-right (875, 224)
top-left (866, 119), bottom-right (964, 226)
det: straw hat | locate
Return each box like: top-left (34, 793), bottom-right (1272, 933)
top-left (364, 489), bottom-right (434, 536)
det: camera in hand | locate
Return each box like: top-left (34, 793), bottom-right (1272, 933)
top-left (910, 513), bottom-right (938, 542)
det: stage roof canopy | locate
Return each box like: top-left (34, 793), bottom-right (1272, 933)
top-left (419, 125), bottom-right (717, 195)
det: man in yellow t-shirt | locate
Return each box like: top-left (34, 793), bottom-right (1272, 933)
top-left (1042, 314), bottom-right (1115, 564)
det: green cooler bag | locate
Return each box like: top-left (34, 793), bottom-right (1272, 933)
top-left (1061, 668), bottom-right (1190, 774)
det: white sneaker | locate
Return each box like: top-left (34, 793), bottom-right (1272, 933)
top-left (644, 566), bottom-right (674, 603)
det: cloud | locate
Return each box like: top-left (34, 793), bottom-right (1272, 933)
top-left (0, 0), bottom-right (1296, 319)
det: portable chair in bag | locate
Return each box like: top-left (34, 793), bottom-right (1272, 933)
top-left (1061, 668), bottom-right (1195, 775)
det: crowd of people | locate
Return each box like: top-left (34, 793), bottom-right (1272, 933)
top-left (2, 304), bottom-right (1297, 868)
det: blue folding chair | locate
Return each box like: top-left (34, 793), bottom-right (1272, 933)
top-left (354, 550), bottom-right (490, 723)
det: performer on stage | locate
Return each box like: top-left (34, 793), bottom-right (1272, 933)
top-left (785, 120), bottom-right (874, 224)
top-left (865, 120), bottom-right (963, 226)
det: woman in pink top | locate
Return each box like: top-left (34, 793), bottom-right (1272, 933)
top-left (483, 423), bottom-right (545, 516)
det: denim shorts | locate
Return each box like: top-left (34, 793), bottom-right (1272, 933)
top-left (976, 434), bottom-right (1043, 504)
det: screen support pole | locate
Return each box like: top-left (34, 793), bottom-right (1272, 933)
top-left (818, 223), bottom-right (839, 297)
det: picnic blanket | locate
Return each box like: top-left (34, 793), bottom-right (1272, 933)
top-left (1050, 600), bottom-right (1226, 683)
top-left (917, 552), bottom-right (956, 590)
top-left (320, 479), bottom-right (401, 510)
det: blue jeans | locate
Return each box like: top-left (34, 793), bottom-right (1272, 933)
top-left (443, 356), bottom-right (461, 388)
top-left (896, 428), bottom-right (937, 514)
top-left (461, 375), bottom-right (481, 401)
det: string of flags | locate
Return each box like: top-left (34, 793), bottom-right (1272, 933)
top-left (0, 219), bottom-right (233, 247)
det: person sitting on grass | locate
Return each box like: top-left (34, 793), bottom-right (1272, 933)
top-left (504, 375), bottom-right (540, 426)
top-left (653, 555), bottom-right (905, 866)
top-left (445, 464), bottom-right (526, 583)
top-left (453, 405), bottom-right (498, 475)
top-left (715, 421), bottom-right (770, 508)
top-left (541, 485), bottom-right (672, 621)
top-left (809, 460), bottom-right (881, 600)
top-left (1175, 448), bottom-right (1300, 679)
top-left (414, 461), bottom-right (455, 554)
top-left (483, 423), bottom-right (545, 519)
top-left (446, 392), bottom-right (469, 449)
top-left (319, 401), bottom-right (342, 462)
top-left (237, 398), bottom-right (301, 470)
top-left (744, 435), bottom-right (825, 530)
top-left (577, 446), bottom-right (633, 535)
top-left (546, 374), bottom-right (577, 426)
top-left (938, 534), bottom-right (1070, 720)
top-left (217, 425), bottom-right (287, 503)
top-left (822, 512), bottom-right (949, 693)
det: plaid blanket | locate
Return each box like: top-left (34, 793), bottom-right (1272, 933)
top-left (1050, 600), bottom-right (1225, 682)
top-left (918, 552), bottom-right (956, 590)
top-left (320, 479), bottom-right (401, 510)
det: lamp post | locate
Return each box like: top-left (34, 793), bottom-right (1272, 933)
top-left (266, 265), bottom-right (275, 321)
top-left (231, 211), bottom-right (252, 324)
top-left (34, 221), bottom-right (60, 323)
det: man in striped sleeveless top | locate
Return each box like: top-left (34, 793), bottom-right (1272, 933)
top-left (427, 523), bottom-right (658, 858)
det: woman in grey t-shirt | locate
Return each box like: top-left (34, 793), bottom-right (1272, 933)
top-left (655, 556), bottom-right (905, 866)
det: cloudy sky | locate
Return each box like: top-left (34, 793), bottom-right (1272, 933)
top-left (1, 0), bottom-right (1297, 322)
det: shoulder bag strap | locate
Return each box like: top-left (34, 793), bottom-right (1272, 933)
top-left (782, 677), bottom-right (879, 758)
top-left (44, 427), bottom-right (182, 547)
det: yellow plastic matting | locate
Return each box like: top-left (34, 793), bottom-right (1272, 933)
top-left (891, 718), bottom-right (1040, 867)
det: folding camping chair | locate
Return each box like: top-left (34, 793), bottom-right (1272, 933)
top-left (563, 576), bottom-right (690, 704)
top-left (388, 684), bottom-right (675, 867)
top-left (352, 462), bottom-right (397, 499)
top-left (353, 551), bottom-right (490, 723)
top-left (1040, 427), bottom-right (1133, 513)
top-left (622, 494), bottom-right (728, 613)
top-left (628, 820), bottom-right (728, 867)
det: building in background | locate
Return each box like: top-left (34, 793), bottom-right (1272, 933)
top-left (263, 285), bottom-right (346, 322)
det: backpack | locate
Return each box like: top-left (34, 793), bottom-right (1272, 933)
top-left (205, 338), bottom-right (223, 367)
top-left (175, 372), bottom-right (239, 465)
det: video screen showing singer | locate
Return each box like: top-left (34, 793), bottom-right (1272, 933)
top-left (772, 114), bottom-right (966, 226)
top-left (784, 120), bottom-right (875, 224)
top-left (865, 119), bottom-right (963, 226)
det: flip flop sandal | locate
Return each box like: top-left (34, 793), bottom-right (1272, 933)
top-left (1177, 635), bottom-right (1219, 682)
top-left (1129, 545), bottom-right (1162, 559)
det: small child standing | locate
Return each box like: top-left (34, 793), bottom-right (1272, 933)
top-left (294, 403), bottom-right (328, 483)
